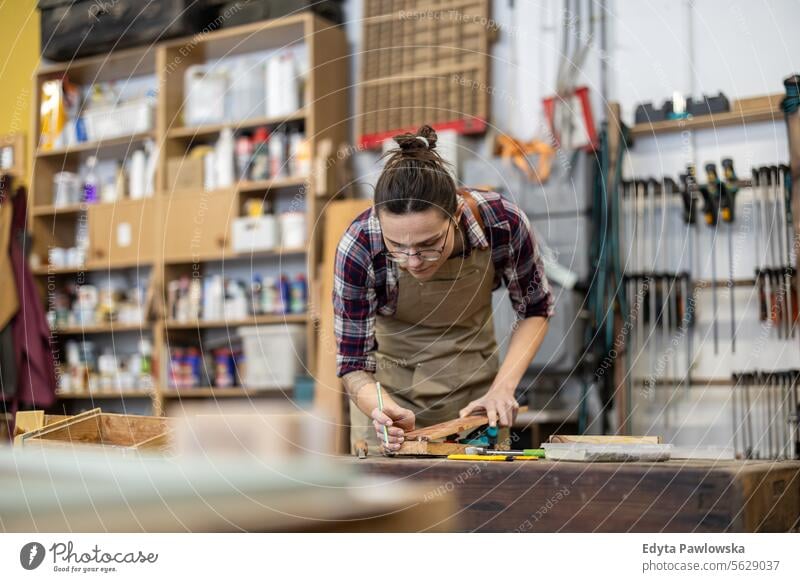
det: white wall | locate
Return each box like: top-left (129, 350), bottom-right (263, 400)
top-left (339, 0), bottom-right (800, 449)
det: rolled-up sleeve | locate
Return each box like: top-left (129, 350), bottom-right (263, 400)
top-left (501, 198), bottom-right (554, 320)
top-left (333, 224), bottom-right (378, 377)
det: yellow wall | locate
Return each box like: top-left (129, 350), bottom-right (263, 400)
top-left (0, 0), bottom-right (40, 178)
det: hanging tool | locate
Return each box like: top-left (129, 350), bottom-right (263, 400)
top-left (647, 178), bottom-right (659, 386)
top-left (752, 168), bottom-right (769, 326)
top-left (742, 373), bottom-right (753, 459)
top-left (720, 159), bottom-right (739, 352)
top-left (790, 370), bottom-right (799, 459)
top-left (665, 177), bottom-right (681, 388)
top-left (732, 372), bottom-right (741, 458)
top-left (678, 172), bottom-right (698, 383)
top-left (769, 166), bottom-right (790, 338)
top-left (778, 164), bottom-right (798, 338)
top-left (698, 163), bottom-right (721, 354)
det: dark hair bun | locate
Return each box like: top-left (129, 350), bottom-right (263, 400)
top-left (393, 125), bottom-right (438, 152)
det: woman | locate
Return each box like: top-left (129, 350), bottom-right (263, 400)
top-left (333, 125), bottom-right (553, 452)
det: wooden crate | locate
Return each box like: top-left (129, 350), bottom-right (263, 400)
top-left (358, 0), bottom-right (491, 147)
top-left (17, 408), bottom-right (171, 452)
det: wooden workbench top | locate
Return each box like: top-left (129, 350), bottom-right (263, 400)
top-left (345, 456), bottom-right (800, 532)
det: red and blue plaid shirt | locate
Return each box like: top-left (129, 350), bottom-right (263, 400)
top-left (333, 189), bottom-right (553, 378)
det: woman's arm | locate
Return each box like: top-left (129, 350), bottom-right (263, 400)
top-left (343, 369), bottom-right (415, 451)
top-left (459, 316), bottom-right (549, 426)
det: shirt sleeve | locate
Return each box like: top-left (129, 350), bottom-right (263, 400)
top-left (333, 223), bottom-right (378, 377)
top-left (500, 198), bottom-right (554, 319)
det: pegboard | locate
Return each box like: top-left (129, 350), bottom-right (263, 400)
top-left (358, 0), bottom-right (492, 148)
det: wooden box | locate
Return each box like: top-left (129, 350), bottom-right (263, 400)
top-left (162, 189), bottom-right (236, 261)
top-left (166, 156), bottom-right (204, 193)
top-left (88, 197), bottom-right (156, 265)
top-left (17, 408), bottom-right (172, 452)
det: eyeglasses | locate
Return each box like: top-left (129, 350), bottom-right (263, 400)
top-left (383, 220), bottom-right (452, 264)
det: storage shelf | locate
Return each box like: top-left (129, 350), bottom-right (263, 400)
top-left (162, 387), bottom-right (288, 398)
top-left (238, 176), bottom-right (308, 192)
top-left (56, 390), bottom-right (154, 399)
top-left (162, 246), bottom-right (307, 265)
top-left (33, 261), bottom-right (152, 275)
top-left (31, 199), bottom-right (148, 216)
top-left (36, 132), bottom-right (155, 158)
top-left (51, 323), bottom-right (147, 334)
top-left (630, 107), bottom-right (783, 138)
top-left (164, 314), bottom-right (308, 330)
top-left (167, 110), bottom-right (306, 139)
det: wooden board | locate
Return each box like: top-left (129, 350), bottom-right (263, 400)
top-left (404, 415), bottom-right (490, 442)
top-left (351, 457), bottom-right (800, 532)
top-left (395, 441), bottom-right (470, 456)
top-left (548, 434), bottom-right (662, 444)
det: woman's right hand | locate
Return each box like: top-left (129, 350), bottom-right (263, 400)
top-left (371, 403), bottom-right (415, 453)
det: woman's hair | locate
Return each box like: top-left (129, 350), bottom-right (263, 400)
top-left (374, 125), bottom-right (457, 218)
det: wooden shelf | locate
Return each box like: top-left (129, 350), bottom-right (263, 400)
top-left (167, 111), bottom-right (306, 139)
top-left (31, 199), bottom-right (150, 216)
top-left (630, 107), bottom-right (783, 138)
top-left (164, 314), bottom-right (308, 330)
top-left (162, 387), bottom-right (288, 398)
top-left (238, 176), bottom-right (309, 192)
top-left (33, 261), bottom-right (152, 275)
top-left (51, 323), bottom-right (147, 334)
top-left (162, 246), bottom-right (306, 265)
top-left (36, 132), bottom-right (155, 158)
top-left (56, 390), bottom-right (154, 399)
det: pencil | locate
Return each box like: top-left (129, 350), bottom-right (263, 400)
top-left (376, 381), bottom-right (390, 447)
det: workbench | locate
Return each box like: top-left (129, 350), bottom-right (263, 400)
top-left (348, 457), bottom-right (800, 532)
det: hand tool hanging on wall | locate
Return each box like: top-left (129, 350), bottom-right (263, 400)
top-left (698, 163), bottom-right (721, 354)
top-left (721, 159), bottom-right (739, 352)
top-left (678, 172), bottom-right (698, 383)
top-left (752, 168), bottom-right (770, 326)
top-left (665, 177), bottom-right (681, 388)
top-left (779, 164), bottom-right (797, 337)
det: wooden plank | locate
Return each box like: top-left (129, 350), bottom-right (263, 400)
top-left (404, 406), bottom-right (529, 442)
top-left (395, 441), bottom-right (469, 456)
top-left (404, 415), bottom-right (490, 442)
top-left (548, 434), bottom-right (662, 444)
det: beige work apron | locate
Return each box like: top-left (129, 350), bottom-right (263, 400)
top-left (349, 240), bottom-right (500, 451)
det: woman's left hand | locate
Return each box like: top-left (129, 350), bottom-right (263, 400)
top-left (459, 389), bottom-right (520, 427)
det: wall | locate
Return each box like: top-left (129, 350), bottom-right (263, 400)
top-left (0, 0), bottom-right (40, 178)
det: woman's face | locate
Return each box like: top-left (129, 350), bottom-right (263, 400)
top-left (379, 207), bottom-right (461, 281)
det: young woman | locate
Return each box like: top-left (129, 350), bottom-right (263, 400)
top-left (333, 125), bottom-right (553, 452)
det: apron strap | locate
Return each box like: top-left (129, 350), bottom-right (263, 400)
top-left (457, 188), bottom-right (485, 233)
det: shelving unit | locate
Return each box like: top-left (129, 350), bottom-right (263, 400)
top-left (28, 13), bottom-right (349, 417)
top-left (630, 102), bottom-right (783, 138)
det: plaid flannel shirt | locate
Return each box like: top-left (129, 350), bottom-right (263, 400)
top-left (333, 189), bottom-right (553, 378)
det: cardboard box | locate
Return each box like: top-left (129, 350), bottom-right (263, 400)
top-left (166, 156), bottom-right (204, 193)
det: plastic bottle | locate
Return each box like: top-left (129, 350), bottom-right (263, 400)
top-left (249, 127), bottom-right (270, 181)
top-left (250, 275), bottom-right (263, 315)
top-left (83, 155), bottom-right (99, 203)
top-left (129, 149), bottom-right (146, 199)
top-left (235, 134), bottom-right (253, 181)
top-left (215, 128), bottom-right (235, 188)
top-left (269, 129), bottom-right (286, 179)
